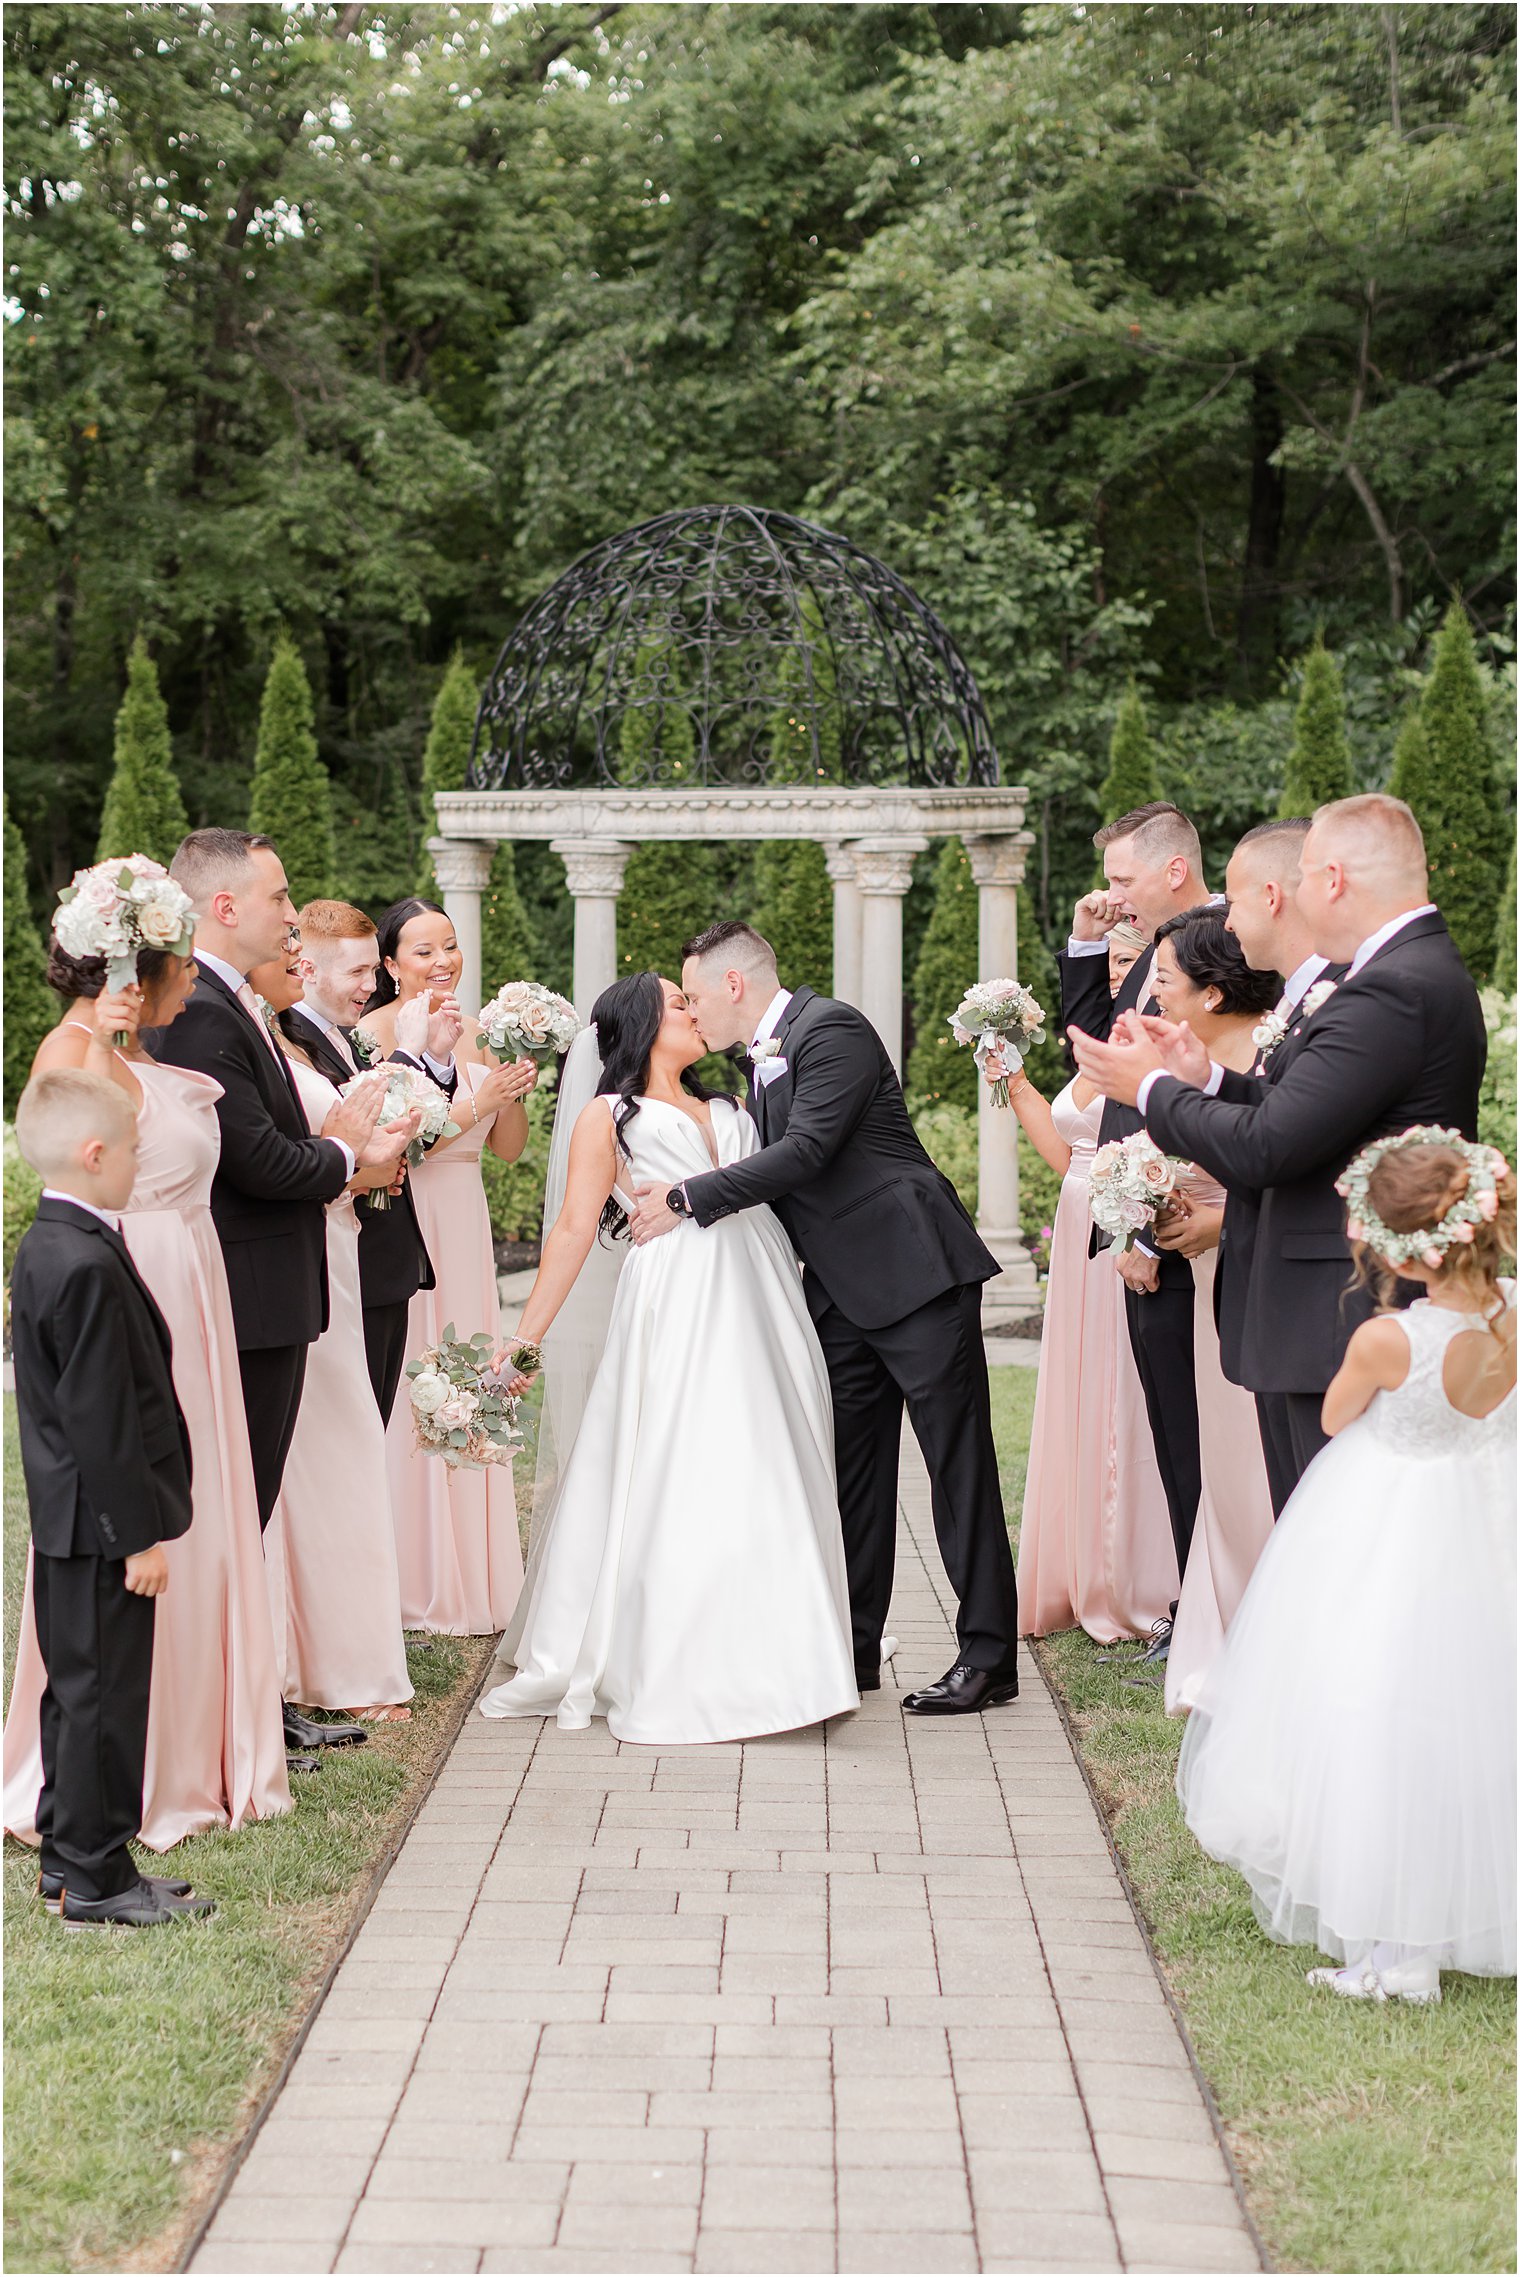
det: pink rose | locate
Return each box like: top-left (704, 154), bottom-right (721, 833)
top-left (1346, 1218), bottom-right (1366, 1242)
top-left (1422, 1247), bottom-right (1444, 1269)
top-left (1452, 1220), bottom-right (1477, 1243)
top-left (1477, 1190), bottom-right (1500, 1222)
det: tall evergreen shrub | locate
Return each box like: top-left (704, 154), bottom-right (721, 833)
top-left (95, 635), bottom-right (189, 865)
top-left (751, 598), bottom-right (839, 991)
top-left (1411, 604), bottom-right (1506, 979)
top-left (1098, 681), bottom-right (1159, 821)
top-left (1389, 704), bottom-right (1431, 812)
top-left (248, 634), bottom-right (335, 906)
top-left (414, 648), bottom-right (538, 982)
top-left (1278, 636), bottom-right (1351, 817)
top-left (4, 801), bottom-right (54, 1115)
top-left (906, 839), bottom-right (980, 1107)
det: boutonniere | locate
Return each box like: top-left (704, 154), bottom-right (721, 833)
top-left (1251, 1006), bottom-right (1290, 1059)
top-left (349, 1025), bottom-right (382, 1069)
top-left (1301, 980), bottom-right (1338, 1019)
top-left (254, 995), bottom-right (280, 1036)
top-left (751, 1037), bottom-right (783, 1063)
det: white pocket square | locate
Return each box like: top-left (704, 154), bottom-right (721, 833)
top-left (754, 1055), bottom-right (789, 1084)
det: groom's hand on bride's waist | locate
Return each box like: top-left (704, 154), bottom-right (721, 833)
top-left (630, 1183), bottom-right (684, 1245)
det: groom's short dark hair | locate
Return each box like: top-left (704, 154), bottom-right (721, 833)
top-left (682, 920), bottom-right (778, 973)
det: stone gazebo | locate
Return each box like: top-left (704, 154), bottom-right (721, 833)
top-left (430, 504), bottom-right (1038, 1317)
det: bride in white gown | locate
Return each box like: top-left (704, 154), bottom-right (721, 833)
top-left (479, 973), bottom-right (859, 1746)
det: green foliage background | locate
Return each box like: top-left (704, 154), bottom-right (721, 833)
top-left (95, 637), bottom-right (190, 866)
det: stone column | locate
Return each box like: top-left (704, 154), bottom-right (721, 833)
top-left (428, 837), bottom-right (495, 1017)
top-left (552, 839), bottom-right (633, 1018)
top-left (848, 838), bottom-right (926, 1075)
top-left (824, 842), bottom-right (863, 1008)
top-left (963, 833), bottom-right (1041, 1320)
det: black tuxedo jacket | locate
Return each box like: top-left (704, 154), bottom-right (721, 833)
top-left (682, 988), bottom-right (997, 1332)
top-left (285, 1008), bottom-right (436, 1311)
top-left (11, 1199), bottom-right (193, 1559)
top-left (1059, 940), bottom-right (1195, 1288)
top-left (145, 966), bottom-right (347, 1349)
top-left (1147, 912), bottom-right (1486, 1395)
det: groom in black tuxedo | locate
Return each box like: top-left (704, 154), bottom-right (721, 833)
top-left (1057, 802), bottom-right (1217, 1606)
top-left (627, 922), bottom-right (1019, 1716)
top-left (1072, 794), bottom-right (1487, 1510)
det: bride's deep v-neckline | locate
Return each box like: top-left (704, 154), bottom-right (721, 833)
top-left (638, 1094), bottom-right (721, 1171)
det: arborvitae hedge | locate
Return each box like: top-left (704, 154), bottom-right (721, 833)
top-left (248, 634), bottom-right (335, 906)
top-left (1412, 604), bottom-right (1506, 980)
top-left (906, 839), bottom-right (980, 1107)
top-left (749, 840), bottom-right (833, 994)
top-left (95, 636), bottom-right (189, 866)
top-left (4, 802), bottom-right (54, 1114)
top-left (1494, 840), bottom-right (1517, 997)
top-left (1389, 703), bottom-right (1431, 813)
top-left (1278, 636), bottom-right (1351, 816)
top-left (1097, 680), bottom-right (1160, 822)
top-left (416, 646), bottom-right (477, 896)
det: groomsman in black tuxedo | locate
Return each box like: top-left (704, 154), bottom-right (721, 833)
top-left (9, 1071), bottom-right (212, 1928)
top-left (1058, 803), bottom-right (1217, 1618)
top-left (288, 900), bottom-right (444, 1424)
top-left (1072, 794), bottom-right (1487, 1510)
top-left (147, 830), bottom-right (415, 1761)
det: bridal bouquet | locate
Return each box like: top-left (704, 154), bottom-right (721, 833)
top-left (407, 1327), bottom-right (523, 1470)
top-left (53, 857), bottom-right (197, 1040)
top-left (1088, 1132), bottom-right (1184, 1252)
top-left (948, 978), bottom-right (1047, 1109)
top-left (477, 980), bottom-right (580, 1062)
top-left (340, 1062), bottom-right (457, 1209)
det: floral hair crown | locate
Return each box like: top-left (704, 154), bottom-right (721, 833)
top-left (1336, 1125), bottom-right (1509, 1271)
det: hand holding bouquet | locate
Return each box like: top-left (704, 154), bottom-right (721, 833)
top-left (407, 1326), bottom-right (524, 1470)
top-left (52, 857), bottom-right (197, 1042)
top-left (340, 1062), bottom-right (457, 1210)
top-left (477, 980), bottom-right (580, 1062)
top-left (1088, 1132), bottom-right (1184, 1253)
top-left (948, 979), bottom-right (1047, 1108)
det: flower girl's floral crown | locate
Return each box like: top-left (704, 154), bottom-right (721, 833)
top-left (1337, 1125), bottom-right (1509, 1271)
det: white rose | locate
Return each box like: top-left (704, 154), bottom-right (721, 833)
top-left (435, 1391), bottom-right (478, 1430)
top-left (410, 1368), bottom-right (450, 1417)
top-left (136, 900), bottom-right (184, 947)
top-left (515, 1000), bottom-right (553, 1045)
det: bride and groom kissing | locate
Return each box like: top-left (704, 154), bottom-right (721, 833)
top-left (481, 920), bottom-right (1019, 1746)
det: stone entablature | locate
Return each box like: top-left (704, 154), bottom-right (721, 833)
top-left (434, 785), bottom-right (1033, 849)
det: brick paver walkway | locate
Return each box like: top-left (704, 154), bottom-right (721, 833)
top-left (193, 1439), bottom-right (1262, 2277)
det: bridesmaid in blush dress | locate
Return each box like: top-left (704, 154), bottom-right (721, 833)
top-left (3, 941), bottom-right (291, 1851)
top-left (1144, 906), bottom-right (1280, 1714)
top-left (250, 946), bottom-right (414, 1720)
top-left (358, 899), bottom-right (537, 1635)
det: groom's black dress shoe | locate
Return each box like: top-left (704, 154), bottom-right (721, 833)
top-left (902, 1661), bottom-right (1019, 1715)
top-left (60, 1878), bottom-right (216, 1929)
top-left (40, 1869), bottom-right (192, 1915)
top-left (284, 1706), bottom-right (367, 1752)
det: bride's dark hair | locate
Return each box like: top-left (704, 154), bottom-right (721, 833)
top-left (591, 970), bottom-right (730, 1241)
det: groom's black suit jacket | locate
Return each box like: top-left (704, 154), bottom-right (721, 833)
top-left (681, 988), bottom-right (997, 1331)
top-left (1145, 911), bottom-right (1486, 1396)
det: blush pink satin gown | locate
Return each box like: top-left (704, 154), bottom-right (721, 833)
top-left (1165, 1167), bottom-right (1277, 1714)
top-left (264, 1056), bottom-right (413, 1710)
top-left (3, 1051), bottom-right (292, 1850)
top-left (383, 1061), bottom-right (524, 1635)
top-left (1016, 1081), bottom-right (1178, 1642)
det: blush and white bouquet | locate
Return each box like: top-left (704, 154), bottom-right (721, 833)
top-left (339, 1061), bottom-right (457, 1209)
top-left (477, 980), bottom-right (580, 1062)
top-left (948, 978), bottom-right (1047, 1109)
top-left (52, 857), bottom-right (197, 1039)
top-left (1088, 1132), bottom-right (1185, 1252)
top-left (407, 1326), bottom-right (523, 1470)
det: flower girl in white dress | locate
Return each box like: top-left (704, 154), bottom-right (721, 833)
top-left (480, 972), bottom-right (858, 1746)
top-left (1178, 1128), bottom-right (1516, 2006)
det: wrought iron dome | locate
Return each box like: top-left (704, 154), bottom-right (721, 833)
top-left (468, 504), bottom-right (999, 792)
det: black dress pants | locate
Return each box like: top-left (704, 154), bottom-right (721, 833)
top-left (363, 1301), bottom-right (412, 1429)
top-left (237, 1342), bottom-right (309, 1530)
top-left (33, 1551), bottom-right (155, 1902)
top-left (1123, 1254), bottom-right (1201, 1586)
top-left (814, 1282), bottom-right (1018, 1675)
top-left (1255, 1389), bottom-right (1329, 1517)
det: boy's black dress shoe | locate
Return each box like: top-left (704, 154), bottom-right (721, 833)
top-left (60, 1879), bottom-right (216, 1929)
top-left (40, 1869), bottom-right (192, 1915)
top-left (902, 1661), bottom-right (1020, 1715)
top-left (283, 1706), bottom-right (366, 1752)
top-left (854, 1660), bottom-right (882, 1694)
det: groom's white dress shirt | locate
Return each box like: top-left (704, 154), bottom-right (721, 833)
top-left (749, 988), bottom-right (794, 1084)
top-left (195, 948), bottom-right (356, 1177)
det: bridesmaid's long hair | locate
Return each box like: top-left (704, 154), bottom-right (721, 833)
top-left (364, 897), bottom-right (448, 1015)
top-left (590, 971), bottom-right (730, 1242)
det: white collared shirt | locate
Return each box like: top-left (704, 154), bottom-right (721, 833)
top-left (750, 989), bottom-right (793, 1055)
top-left (1279, 952), bottom-right (1330, 1013)
top-left (1348, 904), bottom-right (1437, 978)
top-left (41, 1188), bottom-right (121, 1232)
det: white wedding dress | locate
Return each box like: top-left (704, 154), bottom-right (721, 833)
top-left (1177, 1290), bottom-right (1516, 1976)
top-left (479, 1095), bottom-right (859, 1746)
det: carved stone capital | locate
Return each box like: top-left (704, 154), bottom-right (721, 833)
top-left (823, 842), bottom-right (858, 886)
top-left (551, 838), bottom-right (633, 898)
top-left (962, 833), bottom-right (1032, 891)
top-left (427, 837), bottom-right (496, 893)
top-left (848, 837), bottom-right (928, 897)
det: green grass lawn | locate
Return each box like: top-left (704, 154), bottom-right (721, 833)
top-left (2, 1395), bottom-right (493, 2275)
top-left (988, 1366), bottom-right (1518, 2276)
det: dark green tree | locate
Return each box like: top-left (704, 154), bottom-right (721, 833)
top-left (413, 647), bottom-right (537, 986)
top-left (248, 634), bottom-right (334, 907)
top-left (1097, 681), bottom-right (1159, 823)
top-left (1494, 840), bottom-right (1517, 997)
top-left (1412, 604), bottom-right (1506, 979)
top-left (95, 636), bottom-right (189, 864)
top-left (906, 840), bottom-right (980, 1108)
top-left (480, 848), bottom-right (539, 997)
top-left (752, 597), bottom-right (839, 992)
top-left (4, 801), bottom-right (55, 1115)
top-left (615, 649), bottom-right (728, 1058)
top-left (1389, 704), bottom-right (1432, 812)
top-left (1278, 637), bottom-right (1351, 817)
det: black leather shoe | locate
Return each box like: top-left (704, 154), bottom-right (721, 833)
top-left (285, 1751), bottom-right (322, 1776)
top-left (40, 1869), bottom-right (192, 1915)
top-left (61, 1879), bottom-right (215, 1929)
top-left (902, 1660), bottom-right (1020, 1715)
top-left (1140, 1619), bottom-right (1172, 1666)
top-left (284, 1706), bottom-right (367, 1751)
top-left (855, 1660), bottom-right (882, 1694)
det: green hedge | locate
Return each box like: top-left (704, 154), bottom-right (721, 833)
top-left (4, 1127), bottom-right (41, 1286)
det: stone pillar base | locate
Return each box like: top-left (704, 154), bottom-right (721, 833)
top-left (977, 1235), bottom-right (1044, 1327)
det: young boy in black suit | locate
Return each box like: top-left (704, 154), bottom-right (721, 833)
top-left (10, 1069), bottom-right (214, 1929)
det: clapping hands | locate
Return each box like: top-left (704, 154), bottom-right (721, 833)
top-left (395, 990), bottom-right (465, 1063)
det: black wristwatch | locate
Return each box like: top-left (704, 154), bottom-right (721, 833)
top-left (666, 1185), bottom-right (692, 1219)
